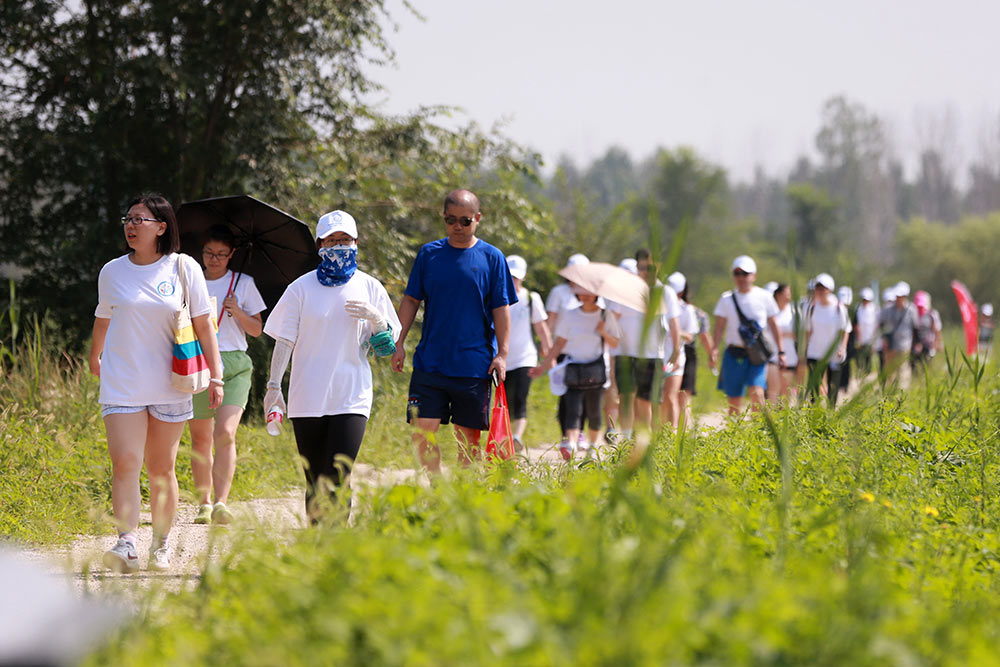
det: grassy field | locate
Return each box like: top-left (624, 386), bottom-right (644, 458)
top-left (6, 321), bottom-right (1000, 663)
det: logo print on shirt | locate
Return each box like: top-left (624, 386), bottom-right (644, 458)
top-left (157, 281), bottom-right (175, 297)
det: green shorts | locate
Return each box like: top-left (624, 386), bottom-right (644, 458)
top-left (192, 350), bottom-right (253, 420)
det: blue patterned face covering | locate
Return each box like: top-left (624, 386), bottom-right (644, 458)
top-left (316, 244), bottom-right (357, 286)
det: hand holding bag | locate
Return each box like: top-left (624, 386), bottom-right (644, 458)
top-left (171, 254), bottom-right (217, 394)
top-left (731, 293), bottom-right (773, 366)
top-left (486, 372), bottom-right (515, 461)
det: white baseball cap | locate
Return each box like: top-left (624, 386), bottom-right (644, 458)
top-left (983, 303), bottom-right (994, 317)
top-left (566, 253), bottom-right (589, 268)
top-left (859, 287), bottom-right (875, 301)
top-left (894, 281), bottom-right (910, 297)
top-left (506, 255), bottom-right (527, 281)
top-left (668, 271), bottom-right (686, 294)
top-left (732, 255), bottom-right (757, 274)
top-left (882, 287), bottom-right (896, 302)
top-left (316, 210), bottom-right (358, 240)
top-left (619, 258), bottom-right (638, 274)
top-left (764, 281), bottom-right (778, 293)
top-left (815, 273), bottom-right (835, 291)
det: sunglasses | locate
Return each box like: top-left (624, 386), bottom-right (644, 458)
top-left (732, 269), bottom-right (751, 277)
top-left (443, 215), bottom-right (474, 227)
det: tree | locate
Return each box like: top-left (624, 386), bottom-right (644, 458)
top-left (786, 183), bottom-right (838, 265)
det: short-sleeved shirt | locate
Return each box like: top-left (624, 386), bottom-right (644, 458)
top-left (404, 238), bottom-right (517, 378)
top-left (205, 271), bottom-right (267, 352)
top-left (879, 303), bottom-right (918, 351)
top-left (95, 253), bottom-right (212, 405)
top-left (608, 285), bottom-right (682, 359)
top-left (855, 302), bottom-right (879, 346)
top-left (264, 270), bottom-right (401, 419)
top-left (508, 287), bottom-right (547, 370)
top-left (805, 301), bottom-right (852, 361)
top-left (770, 304), bottom-right (800, 367)
top-left (553, 305), bottom-right (623, 364)
top-left (545, 283), bottom-right (579, 315)
top-left (713, 287), bottom-right (780, 348)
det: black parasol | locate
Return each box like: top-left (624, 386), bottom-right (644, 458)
top-left (177, 195), bottom-right (317, 313)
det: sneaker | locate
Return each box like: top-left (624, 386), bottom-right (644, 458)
top-left (558, 439), bottom-right (574, 461)
top-left (102, 537), bottom-right (140, 573)
top-left (194, 504), bottom-right (213, 525)
top-left (212, 502), bottom-right (233, 525)
top-left (512, 434), bottom-right (525, 452)
top-left (148, 540), bottom-right (170, 571)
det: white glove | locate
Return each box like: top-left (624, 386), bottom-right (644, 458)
top-left (264, 387), bottom-right (286, 417)
top-left (345, 299), bottom-right (387, 331)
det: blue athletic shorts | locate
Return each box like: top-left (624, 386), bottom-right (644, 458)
top-left (406, 368), bottom-right (492, 430)
top-left (718, 346), bottom-right (768, 398)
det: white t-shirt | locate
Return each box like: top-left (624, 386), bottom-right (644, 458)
top-left (608, 285), bottom-right (681, 359)
top-left (205, 271), bottom-right (267, 352)
top-left (263, 270), bottom-right (401, 419)
top-left (805, 300), bottom-right (852, 361)
top-left (713, 287), bottom-right (780, 348)
top-left (545, 283), bottom-right (579, 315)
top-left (855, 302), bottom-right (879, 346)
top-left (770, 304), bottom-right (799, 367)
top-left (508, 287), bottom-right (547, 370)
top-left (95, 253), bottom-right (213, 405)
top-left (553, 305), bottom-right (623, 364)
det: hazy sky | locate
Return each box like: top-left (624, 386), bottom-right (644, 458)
top-left (369, 0), bottom-right (1000, 182)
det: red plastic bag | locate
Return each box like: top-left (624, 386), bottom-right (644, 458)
top-left (486, 380), bottom-right (515, 461)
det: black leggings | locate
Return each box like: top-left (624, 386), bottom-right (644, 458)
top-left (291, 414), bottom-right (367, 514)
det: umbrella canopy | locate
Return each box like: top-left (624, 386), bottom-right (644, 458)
top-left (177, 195), bottom-right (317, 312)
top-left (558, 262), bottom-right (661, 314)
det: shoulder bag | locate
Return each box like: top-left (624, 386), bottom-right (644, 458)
top-left (731, 293), bottom-right (773, 366)
top-left (171, 254), bottom-right (216, 394)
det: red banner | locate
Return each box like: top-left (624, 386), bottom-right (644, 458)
top-left (951, 280), bottom-right (978, 355)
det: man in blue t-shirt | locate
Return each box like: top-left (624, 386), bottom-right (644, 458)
top-left (392, 189), bottom-right (517, 471)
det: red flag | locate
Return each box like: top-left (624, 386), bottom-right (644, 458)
top-left (486, 382), bottom-right (515, 461)
top-left (951, 280), bottom-right (978, 355)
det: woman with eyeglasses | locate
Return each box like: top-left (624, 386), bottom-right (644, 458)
top-left (263, 210), bottom-right (400, 522)
top-left (187, 224), bottom-right (266, 525)
top-left (89, 194), bottom-right (223, 572)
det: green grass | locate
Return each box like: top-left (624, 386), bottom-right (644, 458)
top-left (81, 347), bottom-right (1000, 664)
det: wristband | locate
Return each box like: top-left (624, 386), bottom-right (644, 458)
top-left (210, 377), bottom-right (225, 386)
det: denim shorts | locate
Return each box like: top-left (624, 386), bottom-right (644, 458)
top-left (101, 399), bottom-right (194, 423)
top-left (717, 346), bottom-right (768, 398)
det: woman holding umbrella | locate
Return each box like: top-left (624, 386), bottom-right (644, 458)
top-left (263, 210), bottom-right (400, 522)
top-left (89, 194), bottom-right (223, 572)
top-left (188, 224), bottom-right (267, 525)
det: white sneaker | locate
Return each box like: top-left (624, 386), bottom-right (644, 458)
top-left (102, 537), bottom-right (140, 573)
top-left (148, 540), bottom-right (171, 571)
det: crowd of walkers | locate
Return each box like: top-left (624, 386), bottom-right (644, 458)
top-left (89, 188), bottom-right (988, 573)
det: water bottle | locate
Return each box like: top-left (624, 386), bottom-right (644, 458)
top-left (266, 406), bottom-right (284, 436)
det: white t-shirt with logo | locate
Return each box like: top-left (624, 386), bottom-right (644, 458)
top-left (204, 271), bottom-right (267, 352)
top-left (95, 253), bottom-right (213, 406)
top-left (263, 270), bottom-right (401, 419)
top-left (713, 287), bottom-right (780, 348)
top-left (805, 301), bottom-right (852, 362)
top-left (508, 287), bottom-right (547, 370)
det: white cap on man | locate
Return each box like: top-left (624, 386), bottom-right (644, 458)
top-left (316, 210), bottom-right (358, 240)
top-left (506, 255), bottom-right (527, 281)
top-left (566, 253), bottom-right (589, 268)
top-left (668, 271), bottom-right (686, 294)
top-left (882, 287), bottom-right (896, 302)
top-left (619, 258), bottom-right (638, 275)
top-left (837, 286), bottom-right (853, 305)
top-left (732, 255), bottom-right (757, 274)
top-left (859, 287), bottom-right (875, 302)
top-left (895, 281), bottom-right (911, 297)
top-left (814, 273), bottom-right (835, 291)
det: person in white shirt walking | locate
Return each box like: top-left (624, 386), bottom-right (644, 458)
top-left (187, 225), bottom-right (267, 526)
top-left (503, 255), bottom-right (551, 450)
top-left (854, 287), bottom-right (879, 379)
top-left (544, 253), bottom-right (588, 440)
top-left (766, 283), bottom-right (799, 403)
top-left (802, 273), bottom-right (852, 406)
top-left (711, 255), bottom-right (785, 416)
top-left (90, 194), bottom-right (224, 573)
top-left (263, 210), bottom-right (400, 522)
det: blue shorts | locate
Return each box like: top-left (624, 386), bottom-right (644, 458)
top-left (718, 346), bottom-right (768, 398)
top-left (406, 368), bottom-right (491, 430)
top-left (101, 400), bottom-right (194, 423)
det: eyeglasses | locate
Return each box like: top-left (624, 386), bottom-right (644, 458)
top-left (732, 270), bottom-right (751, 277)
top-left (443, 215), bottom-right (474, 227)
top-left (202, 250), bottom-right (232, 261)
top-left (121, 216), bottom-right (162, 226)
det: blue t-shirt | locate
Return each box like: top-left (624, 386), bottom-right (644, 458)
top-left (404, 238), bottom-right (517, 378)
